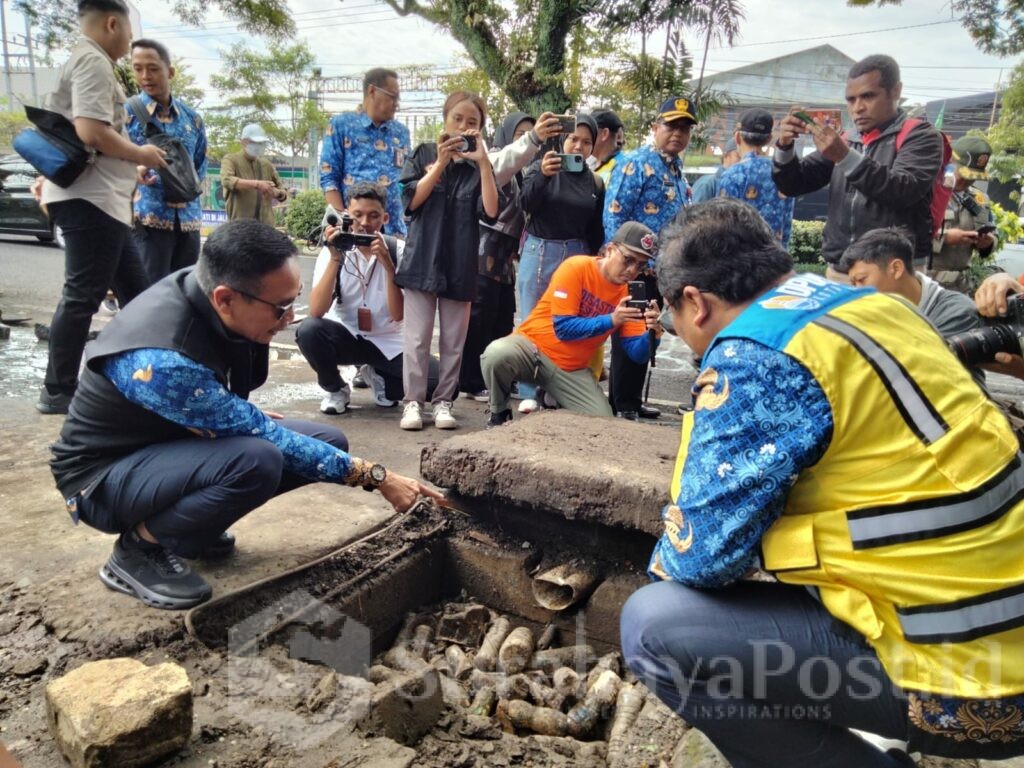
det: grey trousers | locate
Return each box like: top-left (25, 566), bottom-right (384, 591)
top-left (402, 288), bottom-right (471, 405)
top-left (480, 334), bottom-right (614, 417)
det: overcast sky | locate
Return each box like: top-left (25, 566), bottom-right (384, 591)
top-left (30, 0), bottom-right (1015, 109)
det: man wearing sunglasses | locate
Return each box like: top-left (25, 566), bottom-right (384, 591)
top-left (480, 222), bottom-right (663, 426)
top-left (48, 219), bottom-right (441, 611)
top-left (320, 67), bottom-right (411, 238)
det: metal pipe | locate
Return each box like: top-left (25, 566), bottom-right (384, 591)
top-left (531, 560), bottom-right (600, 611)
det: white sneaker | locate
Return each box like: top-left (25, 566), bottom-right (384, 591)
top-left (353, 363), bottom-right (372, 389)
top-left (518, 398), bottom-right (539, 414)
top-left (433, 401), bottom-right (458, 429)
top-left (400, 401), bottom-right (423, 430)
top-left (365, 367), bottom-right (397, 407)
top-left (320, 385), bottom-right (351, 415)
top-left (98, 295), bottom-right (119, 316)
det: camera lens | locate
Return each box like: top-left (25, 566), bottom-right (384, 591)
top-left (947, 324), bottom-right (1023, 366)
top-left (455, 136), bottom-right (469, 153)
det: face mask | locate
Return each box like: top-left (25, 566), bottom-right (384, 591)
top-left (245, 143), bottom-right (266, 159)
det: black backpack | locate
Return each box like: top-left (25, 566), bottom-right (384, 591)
top-left (127, 96), bottom-right (202, 204)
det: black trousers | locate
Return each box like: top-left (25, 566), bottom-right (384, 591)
top-left (45, 200), bottom-right (150, 396)
top-left (77, 419), bottom-right (348, 558)
top-left (460, 274), bottom-right (516, 394)
top-left (295, 317), bottom-right (437, 402)
top-left (609, 272), bottom-right (659, 413)
top-left (134, 216), bottom-right (201, 284)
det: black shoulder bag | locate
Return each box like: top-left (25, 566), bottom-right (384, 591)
top-left (127, 96), bottom-right (202, 204)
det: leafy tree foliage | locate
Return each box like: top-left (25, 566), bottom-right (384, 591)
top-left (16, 0), bottom-right (294, 53)
top-left (986, 62), bottom-right (1024, 184)
top-left (846, 0), bottom-right (1024, 57)
top-left (208, 41), bottom-right (326, 163)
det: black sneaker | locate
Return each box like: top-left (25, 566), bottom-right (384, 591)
top-left (194, 531), bottom-right (236, 560)
top-left (638, 404), bottom-right (661, 419)
top-left (616, 410), bottom-right (640, 422)
top-left (36, 389), bottom-right (71, 415)
top-left (99, 535), bottom-right (212, 609)
top-left (486, 409), bottom-right (513, 429)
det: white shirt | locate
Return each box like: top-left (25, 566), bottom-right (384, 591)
top-left (311, 243), bottom-right (405, 360)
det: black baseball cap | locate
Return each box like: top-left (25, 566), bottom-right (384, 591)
top-left (612, 222), bottom-right (659, 259)
top-left (78, 0), bottom-right (130, 13)
top-left (592, 109), bottom-right (624, 133)
top-left (738, 108), bottom-right (773, 135)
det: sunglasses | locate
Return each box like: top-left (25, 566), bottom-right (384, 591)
top-left (373, 85), bottom-right (400, 103)
top-left (234, 285), bottom-right (302, 320)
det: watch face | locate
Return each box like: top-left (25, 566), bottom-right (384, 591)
top-left (370, 464), bottom-right (387, 484)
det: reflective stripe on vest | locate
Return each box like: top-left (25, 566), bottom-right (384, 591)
top-left (848, 454), bottom-right (1024, 550)
top-left (814, 315), bottom-right (949, 445)
top-left (897, 582), bottom-right (1024, 644)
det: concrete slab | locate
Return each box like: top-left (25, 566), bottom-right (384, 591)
top-left (420, 410), bottom-right (679, 536)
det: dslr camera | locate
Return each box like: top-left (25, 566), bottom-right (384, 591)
top-left (320, 204), bottom-right (377, 250)
top-left (948, 293), bottom-right (1024, 366)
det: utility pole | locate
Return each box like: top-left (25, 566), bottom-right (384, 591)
top-left (989, 69), bottom-right (1003, 130)
top-left (23, 15), bottom-right (36, 106)
top-left (307, 68), bottom-right (322, 191)
top-left (0, 0), bottom-right (12, 111)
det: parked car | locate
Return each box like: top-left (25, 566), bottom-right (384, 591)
top-left (0, 155), bottom-right (63, 247)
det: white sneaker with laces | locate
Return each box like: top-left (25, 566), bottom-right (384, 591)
top-left (518, 398), bottom-right (539, 414)
top-left (433, 401), bottom-right (458, 429)
top-left (400, 401), bottom-right (423, 430)
top-left (320, 385), bottom-right (351, 415)
top-left (365, 367), bottom-right (397, 407)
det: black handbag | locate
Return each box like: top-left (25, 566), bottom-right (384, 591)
top-left (13, 105), bottom-right (94, 188)
top-left (127, 96), bottom-right (201, 204)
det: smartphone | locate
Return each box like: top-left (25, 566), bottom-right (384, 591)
top-left (627, 280), bottom-right (648, 310)
top-left (793, 111), bottom-right (817, 126)
top-left (796, 108), bottom-right (843, 131)
top-left (556, 153), bottom-right (585, 173)
top-left (976, 224), bottom-right (997, 237)
top-left (553, 114), bottom-right (576, 134)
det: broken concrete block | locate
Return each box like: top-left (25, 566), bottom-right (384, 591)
top-left (671, 727), bottom-right (729, 768)
top-left (358, 664), bottom-right (444, 746)
top-left (45, 657), bottom-right (192, 768)
top-left (420, 410), bottom-right (676, 535)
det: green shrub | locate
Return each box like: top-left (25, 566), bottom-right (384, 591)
top-left (788, 220), bottom-right (825, 264)
top-left (285, 189), bottom-right (327, 240)
top-left (794, 262), bottom-right (828, 276)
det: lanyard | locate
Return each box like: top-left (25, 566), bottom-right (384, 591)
top-left (342, 251), bottom-right (378, 306)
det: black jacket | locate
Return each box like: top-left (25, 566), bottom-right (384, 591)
top-left (772, 111), bottom-right (943, 266)
top-left (50, 269), bottom-right (268, 499)
top-left (396, 143), bottom-right (489, 302)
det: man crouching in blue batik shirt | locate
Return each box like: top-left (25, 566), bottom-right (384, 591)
top-left (49, 220), bottom-right (442, 610)
top-left (126, 38), bottom-right (207, 284)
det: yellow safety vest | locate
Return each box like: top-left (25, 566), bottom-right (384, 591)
top-left (671, 274), bottom-right (1024, 701)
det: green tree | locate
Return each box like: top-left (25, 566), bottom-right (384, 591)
top-left (0, 98), bottom-right (29, 151)
top-left (381, 0), bottom-right (744, 114)
top-left (209, 41), bottom-right (326, 164)
top-left (16, 0), bottom-right (294, 53)
top-left (986, 62), bottom-right (1024, 184)
top-left (846, 0), bottom-right (1024, 57)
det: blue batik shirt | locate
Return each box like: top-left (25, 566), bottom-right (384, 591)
top-left (718, 152), bottom-right (795, 247)
top-left (604, 143), bottom-right (691, 243)
top-left (649, 339), bottom-right (834, 588)
top-left (102, 349), bottom-right (355, 483)
top-left (125, 92), bottom-right (207, 232)
top-left (320, 109), bottom-right (411, 237)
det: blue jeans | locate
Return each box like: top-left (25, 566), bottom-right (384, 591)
top-left (620, 580), bottom-right (910, 768)
top-left (515, 234), bottom-right (588, 399)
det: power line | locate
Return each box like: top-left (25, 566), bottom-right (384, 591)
top-left (703, 18), bottom-right (962, 50)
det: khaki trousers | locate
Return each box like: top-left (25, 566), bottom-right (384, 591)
top-left (402, 289), bottom-right (471, 405)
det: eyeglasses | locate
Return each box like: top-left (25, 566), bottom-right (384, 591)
top-left (373, 85), bottom-right (400, 104)
top-left (657, 120), bottom-right (693, 134)
top-left (234, 285), bottom-right (302, 320)
top-left (618, 249), bottom-right (650, 271)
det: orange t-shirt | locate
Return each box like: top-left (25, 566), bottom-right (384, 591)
top-left (517, 255), bottom-right (647, 371)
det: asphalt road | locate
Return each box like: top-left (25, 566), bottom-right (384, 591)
top-left (0, 235), bottom-right (702, 411)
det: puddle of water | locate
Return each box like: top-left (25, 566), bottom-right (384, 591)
top-left (0, 325), bottom-right (48, 399)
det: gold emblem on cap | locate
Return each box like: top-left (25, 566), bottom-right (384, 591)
top-left (675, 98), bottom-right (689, 113)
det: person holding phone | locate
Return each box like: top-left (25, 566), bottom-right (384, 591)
top-left (516, 113), bottom-right (605, 414)
top-left (394, 90), bottom-right (499, 431)
top-left (930, 135), bottom-right (996, 290)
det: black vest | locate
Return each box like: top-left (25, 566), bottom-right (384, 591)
top-left (50, 269), bottom-right (269, 498)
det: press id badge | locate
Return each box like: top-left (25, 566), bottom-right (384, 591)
top-left (358, 306), bottom-right (373, 332)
